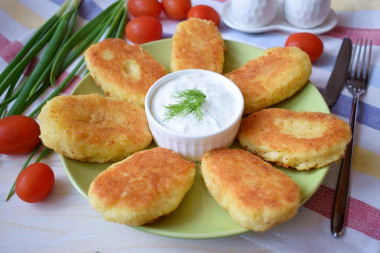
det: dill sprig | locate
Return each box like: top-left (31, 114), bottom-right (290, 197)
top-left (164, 88), bottom-right (206, 122)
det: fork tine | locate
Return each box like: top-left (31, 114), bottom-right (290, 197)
top-left (353, 38), bottom-right (363, 80)
top-left (348, 38), bottom-right (358, 77)
top-left (359, 39), bottom-right (367, 80)
top-left (364, 40), bottom-right (372, 84)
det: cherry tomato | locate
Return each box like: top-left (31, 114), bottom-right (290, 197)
top-left (162, 0), bottom-right (192, 20)
top-left (0, 115), bottom-right (40, 155)
top-left (126, 16), bottom-right (162, 44)
top-left (127, 0), bottom-right (162, 18)
top-left (187, 5), bottom-right (220, 27)
top-left (285, 32), bottom-right (324, 62)
top-left (16, 163), bottom-right (55, 203)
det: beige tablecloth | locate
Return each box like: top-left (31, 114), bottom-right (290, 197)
top-left (1, 0), bottom-right (379, 252)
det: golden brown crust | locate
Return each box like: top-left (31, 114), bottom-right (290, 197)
top-left (200, 148), bottom-right (301, 232)
top-left (88, 147), bottom-right (196, 226)
top-left (237, 108), bottom-right (352, 170)
top-left (225, 46), bottom-right (311, 115)
top-left (84, 38), bottom-right (167, 107)
top-left (171, 18), bottom-right (225, 73)
top-left (37, 94), bottom-right (152, 163)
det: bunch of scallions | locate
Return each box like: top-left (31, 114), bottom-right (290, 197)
top-left (2, 0), bottom-right (128, 201)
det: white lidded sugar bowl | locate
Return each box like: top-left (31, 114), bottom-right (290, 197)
top-left (231, 0), bottom-right (278, 27)
top-left (284, 0), bottom-right (331, 28)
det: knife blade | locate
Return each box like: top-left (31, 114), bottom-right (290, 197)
top-left (323, 37), bottom-right (352, 107)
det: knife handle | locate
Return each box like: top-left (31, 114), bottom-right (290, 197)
top-left (330, 95), bottom-right (358, 237)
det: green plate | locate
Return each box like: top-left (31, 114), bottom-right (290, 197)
top-left (61, 39), bottom-right (330, 239)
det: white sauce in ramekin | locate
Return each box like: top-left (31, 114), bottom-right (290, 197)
top-left (149, 71), bottom-right (242, 136)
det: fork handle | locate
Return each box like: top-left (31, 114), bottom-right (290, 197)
top-left (330, 95), bottom-right (359, 237)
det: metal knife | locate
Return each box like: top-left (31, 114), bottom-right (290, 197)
top-left (323, 37), bottom-right (352, 107)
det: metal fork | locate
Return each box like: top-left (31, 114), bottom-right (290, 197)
top-left (331, 38), bottom-right (372, 237)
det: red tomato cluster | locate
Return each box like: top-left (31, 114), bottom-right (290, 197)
top-left (0, 115), bottom-right (40, 155)
top-left (0, 115), bottom-right (55, 203)
top-left (16, 163), bottom-right (55, 203)
top-left (125, 16), bottom-right (163, 45)
top-left (187, 5), bottom-right (220, 27)
top-left (285, 32), bottom-right (324, 62)
top-left (162, 0), bottom-right (192, 20)
top-left (128, 0), bottom-right (162, 18)
top-left (125, 0), bottom-right (220, 44)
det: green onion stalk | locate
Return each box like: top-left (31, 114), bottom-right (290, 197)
top-left (5, 0), bottom-right (81, 116)
top-left (0, 2), bottom-right (69, 116)
top-left (4, 0), bottom-right (128, 201)
top-left (0, 0), bottom-right (69, 91)
top-left (50, 0), bottom-right (124, 85)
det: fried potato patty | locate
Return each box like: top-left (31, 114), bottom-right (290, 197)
top-left (237, 108), bottom-right (352, 170)
top-left (171, 18), bottom-right (225, 73)
top-left (225, 46), bottom-right (311, 115)
top-left (88, 147), bottom-right (196, 226)
top-left (85, 38), bottom-right (166, 107)
top-left (201, 148), bottom-right (301, 232)
top-left (38, 94), bottom-right (152, 163)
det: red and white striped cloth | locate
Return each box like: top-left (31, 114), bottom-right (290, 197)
top-left (1, 0), bottom-right (379, 252)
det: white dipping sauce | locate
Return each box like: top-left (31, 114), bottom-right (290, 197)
top-left (150, 71), bottom-right (241, 136)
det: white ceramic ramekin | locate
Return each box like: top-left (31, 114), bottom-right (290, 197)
top-left (145, 69), bottom-right (244, 161)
